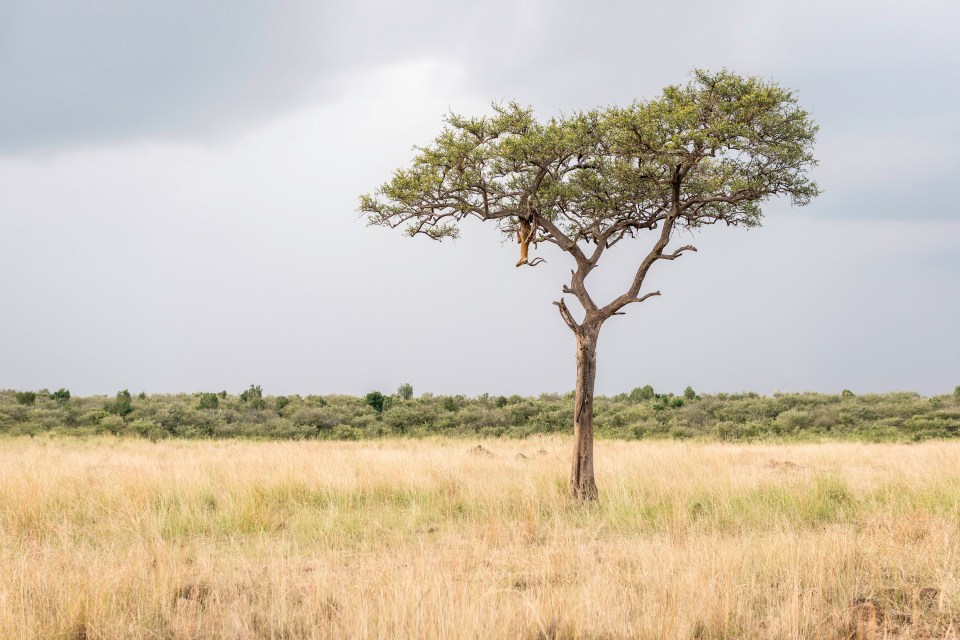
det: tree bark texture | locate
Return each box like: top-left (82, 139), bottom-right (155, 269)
top-left (570, 329), bottom-right (599, 500)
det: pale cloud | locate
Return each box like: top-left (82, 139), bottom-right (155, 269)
top-left (816, 133), bottom-right (955, 190)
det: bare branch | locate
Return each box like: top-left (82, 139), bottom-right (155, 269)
top-left (629, 291), bottom-right (662, 304)
top-left (535, 215), bottom-right (588, 267)
top-left (521, 257), bottom-right (546, 267)
top-left (553, 298), bottom-right (580, 332)
top-left (661, 245), bottom-right (698, 260)
top-left (607, 291), bottom-right (662, 316)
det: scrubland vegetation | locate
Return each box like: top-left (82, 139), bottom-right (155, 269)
top-left (2, 437), bottom-right (960, 638)
top-left (2, 385), bottom-right (960, 442)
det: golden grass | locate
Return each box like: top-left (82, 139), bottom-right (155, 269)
top-left (1, 437), bottom-right (959, 639)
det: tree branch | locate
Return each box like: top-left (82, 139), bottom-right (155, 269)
top-left (661, 245), bottom-right (698, 260)
top-left (609, 291), bottom-right (661, 315)
top-left (535, 215), bottom-right (588, 267)
top-left (553, 298), bottom-right (580, 332)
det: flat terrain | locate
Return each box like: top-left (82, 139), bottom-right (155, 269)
top-left (1, 438), bottom-right (959, 639)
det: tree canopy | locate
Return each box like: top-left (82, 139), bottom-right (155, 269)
top-left (362, 70), bottom-right (816, 254)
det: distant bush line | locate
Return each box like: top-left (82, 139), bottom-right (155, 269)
top-left (2, 385), bottom-right (960, 443)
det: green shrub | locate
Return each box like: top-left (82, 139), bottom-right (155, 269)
top-left (98, 414), bottom-right (126, 435)
top-left (240, 385), bottom-right (266, 410)
top-left (397, 383), bottom-right (414, 401)
top-left (14, 391), bottom-right (36, 406)
top-left (305, 395), bottom-right (327, 407)
top-left (197, 393), bottom-right (219, 410)
top-left (49, 388), bottom-right (71, 404)
top-left (365, 391), bottom-right (385, 413)
top-left (683, 386), bottom-right (697, 401)
top-left (275, 396), bottom-right (290, 414)
top-left (630, 385), bottom-right (655, 402)
top-left (107, 390), bottom-right (134, 417)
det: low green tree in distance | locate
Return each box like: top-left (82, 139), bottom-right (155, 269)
top-left (1, 388), bottom-right (959, 442)
top-left (630, 386), bottom-right (656, 402)
top-left (842, 389), bottom-right (856, 398)
top-left (240, 385), bottom-right (266, 410)
top-left (197, 393), bottom-right (219, 411)
top-left (108, 390), bottom-right (134, 417)
top-left (361, 70), bottom-right (819, 498)
top-left (397, 383), bottom-right (414, 401)
top-left (275, 396), bottom-right (290, 414)
top-left (49, 389), bottom-right (71, 404)
top-left (365, 391), bottom-right (386, 413)
top-left (684, 386), bottom-right (698, 401)
top-left (954, 386), bottom-right (960, 402)
top-left (14, 391), bottom-right (36, 406)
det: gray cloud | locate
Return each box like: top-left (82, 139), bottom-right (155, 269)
top-left (1, 1), bottom-right (959, 397)
top-left (4, 0), bottom-right (958, 222)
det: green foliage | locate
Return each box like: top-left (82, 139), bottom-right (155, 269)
top-left (2, 388), bottom-right (958, 443)
top-left (107, 389), bottom-right (134, 417)
top-left (239, 385), bottom-right (261, 402)
top-left (305, 395), bottom-right (327, 407)
top-left (49, 388), bottom-right (71, 404)
top-left (240, 385), bottom-right (266, 410)
top-left (137, 391), bottom-right (147, 400)
top-left (365, 391), bottom-right (385, 413)
top-left (630, 385), bottom-right (655, 402)
top-left (196, 393), bottom-right (219, 411)
top-left (397, 383), bottom-right (414, 401)
top-left (14, 391), bottom-right (36, 406)
top-left (841, 389), bottom-right (855, 398)
top-left (684, 386), bottom-right (697, 401)
top-left (361, 69), bottom-right (818, 248)
top-left (954, 386), bottom-right (960, 402)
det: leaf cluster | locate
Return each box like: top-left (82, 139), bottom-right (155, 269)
top-left (360, 69), bottom-right (819, 250)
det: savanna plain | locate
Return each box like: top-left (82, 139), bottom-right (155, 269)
top-left (2, 437), bottom-right (959, 639)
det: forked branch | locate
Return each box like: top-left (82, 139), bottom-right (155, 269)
top-left (609, 291), bottom-right (662, 315)
top-left (553, 298), bottom-right (579, 331)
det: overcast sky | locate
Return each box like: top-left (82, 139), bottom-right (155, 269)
top-left (2, 0), bottom-right (958, 397)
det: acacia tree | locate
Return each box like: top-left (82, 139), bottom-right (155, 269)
top-left (360, 70), bottom-right (819, 499)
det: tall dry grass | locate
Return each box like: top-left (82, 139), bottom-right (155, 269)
top-left (1, 436), bottom-right (958, 639)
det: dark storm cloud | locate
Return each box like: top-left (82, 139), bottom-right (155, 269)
top-left (0, 0), bottom-right (515, 153)
top-left (3, 0), bottom-right (957, 221)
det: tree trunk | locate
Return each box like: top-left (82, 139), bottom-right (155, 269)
top-left (570, 329), bottom-right (599, 500)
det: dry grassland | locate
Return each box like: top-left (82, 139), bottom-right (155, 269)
top-left (1, 437), bottom-right (959, 639)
